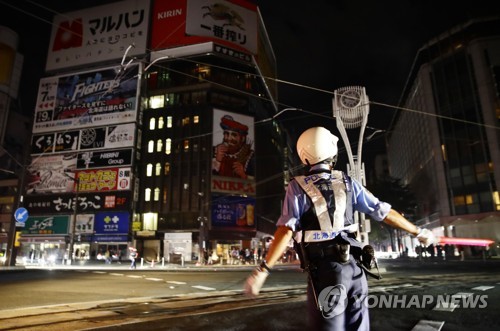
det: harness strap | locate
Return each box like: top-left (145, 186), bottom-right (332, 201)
top-left (295, 171), bottom-right (347, 232)
top-left (295, 175), bottom-right (332, 232)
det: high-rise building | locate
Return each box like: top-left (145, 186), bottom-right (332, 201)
top-left (386, 16), bottom-right (500, 256)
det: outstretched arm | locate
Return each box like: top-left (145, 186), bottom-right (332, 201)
top-left (383, 209), bottom-right (420, 236)
top-left (383, 209), bottom-right (435, 246)
top-left (243, 226), bottom-right (293, 297)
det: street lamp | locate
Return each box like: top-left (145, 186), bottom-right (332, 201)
top-left (333, 86), bottom-right (370, 245)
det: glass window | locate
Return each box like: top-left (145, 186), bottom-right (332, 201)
top-left (182, 117), bottom-right (190, 126)
top-left (149, 118), bottom-right (156, 130)
top-left (155, 163), bottom-right (161, 176)
top-left (148, 140), bottom-right (154, 153)
top-left (167, 116), bottom-right (173, 128)
top-left (158, 116), bottom-right (164, 129)
top-left (184, 140), bottom-right (189, 151)
top-left (157, 139), bottom-right (163, 152)
top-left (164, 162), bottom-right (171, 175)
top-left (146, 164), bottom-right (153, 177)
top-left (154, 188), bottom-right (160, 201)
top-left (150, 95), bottom-right (164, 109)
top-left (145, 188), bottom-right (151, 202)
top-left (163, 188), bottom-right (168, 204)
top-left (193, 115), bottom-right (199, 124)
top-left (165, 138), bottom-right (172, 155)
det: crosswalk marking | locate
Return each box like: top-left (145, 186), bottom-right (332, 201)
top-left (411, 320), bottom-right (444, 331)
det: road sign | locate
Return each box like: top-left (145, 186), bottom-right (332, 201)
top-left (14, 207), bottom-right (29, 223)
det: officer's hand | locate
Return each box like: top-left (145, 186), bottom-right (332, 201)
top-left (243, 267), bottom-right (269, 298)
top-left (416, 228), bottom-right (436, 247)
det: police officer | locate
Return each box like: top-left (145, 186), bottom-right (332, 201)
top-left (244, 126), bottom-right (435, 330)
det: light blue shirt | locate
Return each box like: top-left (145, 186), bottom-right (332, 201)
top-left (276, 165), bottom-right (392, 232)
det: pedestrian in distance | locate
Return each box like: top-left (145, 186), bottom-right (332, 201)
top-left (129, 247), bottom-right (138, 269)
top-left (243, 126), bottom-right (436, 330)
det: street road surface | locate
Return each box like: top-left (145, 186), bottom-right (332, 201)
top-left (0, 259), bottom-right (499, 330)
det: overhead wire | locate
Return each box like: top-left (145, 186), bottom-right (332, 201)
top-left (1, 0), bottom-right (498, 194)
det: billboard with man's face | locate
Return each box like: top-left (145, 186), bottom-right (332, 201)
top-left (211, 108), bottom-right (255, 182)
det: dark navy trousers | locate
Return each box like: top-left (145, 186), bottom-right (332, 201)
top-left (307, 256), bottom-right (369, 331)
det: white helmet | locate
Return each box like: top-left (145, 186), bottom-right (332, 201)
top-left (296, 127), bottom-right (339, 165)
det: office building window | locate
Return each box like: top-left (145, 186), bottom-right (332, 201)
top-left (157, 139), bottom-right (163, 152)
top-left (165, 138), bottom-right (172, 154)
top-left (154, 188), bottom-right (160, 201)
top-left (149, 117), bottom-right (155, 130)
top-left (146, 163), bottom-right (153, 177)
top-left (145, 188), bottom-right (151, 202)
top-left (150, 95), bottom-right (164, 109)
top-left (158, 116), bottom-right (164, 129)
top-left (148, 140), bottom-right (154, 153)
top-left (155, 163), bottom-right (161, 176)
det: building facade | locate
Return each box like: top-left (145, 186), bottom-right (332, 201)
top-left (10, 0), bottom-right (286, 265)
top-left (386, 16), bottom-right (500, 257)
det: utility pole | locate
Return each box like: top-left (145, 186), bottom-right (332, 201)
top-left (66, 174), bottom-right (79, 265)
top-left (333, 86), bottom-right (370, 246)
top-left (197, 192), bottom-right (207, 265)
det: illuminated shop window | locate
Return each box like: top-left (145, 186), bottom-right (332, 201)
top-left (142, 212), bottom-right (158, 231)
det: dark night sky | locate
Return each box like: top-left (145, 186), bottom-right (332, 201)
top-left (2, 0), bottom-right (500, 171)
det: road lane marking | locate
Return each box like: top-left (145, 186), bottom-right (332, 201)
top-left (432, 292), bottom-right (471, 312)
top-left (471, 286), bottom-right (494, 291)
top-left (127, 275), bottom-right (143, 279)
top-left (192, 285), bottom-right (216, 291)
top-left (145, 277), bottom-right (164, 281)
top-left (167, 281), bottom-right (187, 285)
top-left (411, 320), bottom-right (444, 331)
top-left (109, 273), bottom-right (124, 276)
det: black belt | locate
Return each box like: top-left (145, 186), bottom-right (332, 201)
top-left (305, 243), bottom-right (350, 262)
